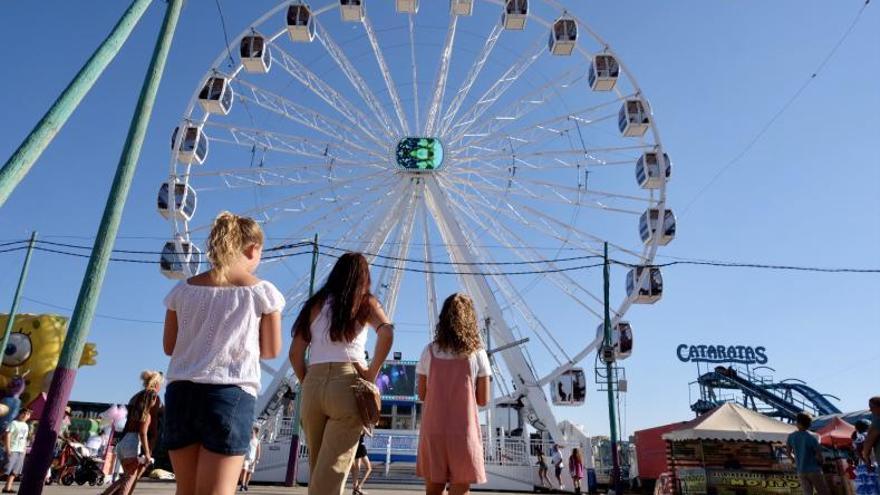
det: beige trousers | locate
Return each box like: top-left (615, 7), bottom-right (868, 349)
top-left (301, 362), bottom-right (363, 495)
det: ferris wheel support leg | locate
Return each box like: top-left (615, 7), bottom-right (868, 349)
top-left (19, 0), bottom-right (184, 492)
top-left (0, 0), bottom-right (155, 207)
top-left (424, 178), bottom-right (564, 444)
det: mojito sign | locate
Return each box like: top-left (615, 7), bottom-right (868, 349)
top-left (676, 344), bottom-right (768, 365)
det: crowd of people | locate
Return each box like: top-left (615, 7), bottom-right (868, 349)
top-left (2, 210), bottom-right (877, 495)
top-left (156, 211), bottom-right (491, 495)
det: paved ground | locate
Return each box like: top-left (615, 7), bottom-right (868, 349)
top-left (34, 480), bottom-right (576, 494)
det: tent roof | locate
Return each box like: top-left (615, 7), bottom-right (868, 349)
top-left (816, 417), bottom-right (855, 447)
top-left (663, 403), bottom-right (796, 443)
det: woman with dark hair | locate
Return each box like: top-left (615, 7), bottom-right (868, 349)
top-left (289, 252), bottom-right (393, 495)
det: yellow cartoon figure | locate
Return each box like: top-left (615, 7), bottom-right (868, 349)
top-left (0, 314), bottom-right (98, 406)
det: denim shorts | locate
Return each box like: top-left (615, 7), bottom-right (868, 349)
top-left (163, 381), bottom-right (255, 455)
top-left (115, 432), bottom-right (142, 460)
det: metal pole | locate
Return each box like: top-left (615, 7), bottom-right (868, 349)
top-left (20, 1), bottom-right (183, 490)
top-left (0, 232), bottom-right (38, 358)
top-left (603, 242), bottom-right (621, 494)
top-left (286, 234), bottom-right (319, 486)
top-left (0, 0), bottom-right (155, 207)
top-left (485, 317), bottom-right (493, 461)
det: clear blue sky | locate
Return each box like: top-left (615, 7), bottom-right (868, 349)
top-left (0, 1), bottom-right (878, 440)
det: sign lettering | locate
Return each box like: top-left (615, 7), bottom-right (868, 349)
top-left (677, 344), bottom-right (768, 365)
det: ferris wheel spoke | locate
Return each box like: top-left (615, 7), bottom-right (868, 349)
top-left (262, 177), bottom-right (397, 226)
top-left (423, 14), bottom-right (459, 136)
top-left (443, 196), bottom-right (575, 364)
top-left (268, 42), bottom-right (393, 145)
top-left (420, 200), bottom-right (439, 330)
top-left (445, 37), bottom-right (561, 144)
top-left (204, 122), bottom-right (385, 163)
top-left (188, 169), bottom-right (391, 233)
top-left (314, 21), bottom-right (401, 138)
top-left (233, 79), bottom-right (387, 153)
top-left (408, 15), bottom-right (420, 133)
top-left (444, 189), bottom-right (610, 319)
top-left (453, 96), bottom-right (634, 153)
top-left (361, 16), bottom-right (410, 136)
top-left (437, 23), bottom-right (504, 138)
top-left (453, 144), bottom-right (650, 165)
top-left (446, 67), bottom-right (583, 148)
top-left (449, 166), bottom-right (655, 205)
top-left (374, 186), bottom-right (420, 317)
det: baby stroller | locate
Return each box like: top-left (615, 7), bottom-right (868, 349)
top-left (49, 440), bottom-right (105, 486)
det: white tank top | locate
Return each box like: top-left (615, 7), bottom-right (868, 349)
top-left (308, 298), bottom-right (369, 366)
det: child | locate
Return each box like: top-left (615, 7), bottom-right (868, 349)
top-left (163, 211), bottom-right (284, 495)
top-left (416, 293), bottom-right (491, 495)
top-left (3, 409), bottom-right (31, 494)
top-left (569, 448), bottom-right (586, 494)
top-left (239, 426), bottom-right (261, 491)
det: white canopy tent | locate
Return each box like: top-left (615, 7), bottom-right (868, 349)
top-left (663, 403), bottom-right (796, 443)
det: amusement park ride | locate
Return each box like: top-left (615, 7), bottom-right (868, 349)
top-left (153, 0), bottom-right (675, 489)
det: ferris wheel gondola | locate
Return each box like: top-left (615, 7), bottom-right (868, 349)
top-left (548, 17), bottom-right (577, 56)
top-left (502, 0), bottom-right (528, 30)
top-left (240, 34), bottom-right (272, 73)
top-left (639, 208), bottom-right (676, 246)
top-left (396, 0), bottom-right (419, 14)
top-left (627, 266), bottom-right (663, 304)
top-left (198, 76), bottom-right (234, 116)
top-left (286, 3), bottom-right (316, 42)
top-left (636, 151), bottom-right (671, 189)
top-left (619, 98), bottom-right (651, 137)
top-left (171, 125), bottom-right (208, 165)
top-left (450, 0), bottom-right (473, 16)
top-left (339, 0), bottom-right (365, 22)
top-left (160, 237), bottom-right (202, 280)
top-left (588, 54), bottom-right (619, 91)
top-left (157, 182), bottom-right (197, 221)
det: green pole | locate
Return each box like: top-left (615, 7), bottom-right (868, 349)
top-left (0, 0), bottom-right (155, 207)
top-left (20, 0), bottom-right (184, 490)
top-left (286, 234), bottom-right (319, 486)
top-left (0, 232), bottom-right (38, 361)
top-left (603, 242), bottom-right (621, 494)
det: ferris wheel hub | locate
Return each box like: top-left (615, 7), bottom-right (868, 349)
top-left (395, 137), bottom-right (444, 171)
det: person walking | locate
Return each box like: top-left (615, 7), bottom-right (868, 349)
top-left (162, 211), bottom-right (284, 495)
top-left (3, 408), bottom-right (31, 493)
top-left (786, 412), bottom-right (830, 495)
top-left (416, 293), bottom-right (491, 495)
top-left (100, 371), bottom-right (163, 495)
top-left (289, 252), bottom-right (394, 495)
top-left (551, 444), bottom-right (565, 490)
top-left (569, 448), bottom-right (586, 494)
top-left (350, 434), bottom-right (372, 495)
top-left (536, 448), bottom-right (551, 489)
top-left (239, 426), bottom-right (261, 491)
top-left (862, 396), bottom-right (880, 466)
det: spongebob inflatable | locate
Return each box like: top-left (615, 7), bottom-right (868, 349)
top-left (0, 314), bottom-right (97, 406)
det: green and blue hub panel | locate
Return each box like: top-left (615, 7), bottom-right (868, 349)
top-left (395, 137), bottom-right (444, 171)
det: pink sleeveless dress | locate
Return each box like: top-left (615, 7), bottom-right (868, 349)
top-left (416, 347), bottom-right (487, 484)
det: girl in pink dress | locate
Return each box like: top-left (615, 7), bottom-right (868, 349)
top-left (569, 448), bottom-right (586, 494)
top-left (416, 293), bottom-right (492, 495)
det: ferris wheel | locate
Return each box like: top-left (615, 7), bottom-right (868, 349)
top-left (157, 0), bottom-right (674, 442)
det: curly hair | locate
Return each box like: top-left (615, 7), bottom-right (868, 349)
top-left (206, 211), bottom-right (264, 278)
top-left (434, 293), bottom-right (483, 355)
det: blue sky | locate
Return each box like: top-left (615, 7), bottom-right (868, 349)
top-left (0, 1), bottom-right (878, 440)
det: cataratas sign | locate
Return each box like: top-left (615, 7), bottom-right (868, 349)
top-left (676, 344), bottom-right (768, 365)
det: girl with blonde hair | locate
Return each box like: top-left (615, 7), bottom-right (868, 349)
top-left (416, 293), bottom-right (491, 495)
top-left (100, 370), bottom-right (163, 495)
top-left (162, 211), bottom-right (284, 495)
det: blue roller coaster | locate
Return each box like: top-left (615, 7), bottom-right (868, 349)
top-left (691, 365), bottom-right (841, 421)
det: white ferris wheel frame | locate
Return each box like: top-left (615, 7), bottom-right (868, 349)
top-left (165, 0), bottom-right (670, 442)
